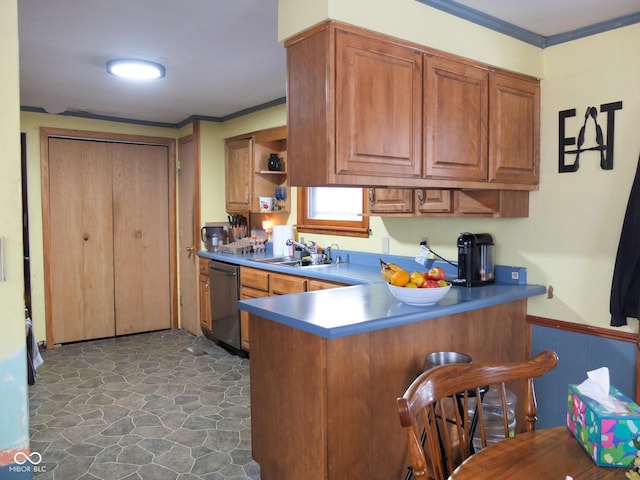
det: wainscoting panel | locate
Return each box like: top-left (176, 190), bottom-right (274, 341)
top-left (531, 323), bottom-right (636, 429)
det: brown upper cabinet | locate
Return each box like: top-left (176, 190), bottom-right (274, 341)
top-left (285, 21), bottom-right (540, 191)
top-left (225, 126), bottom-right (289, 213)
top-left (367, 187), bottom-right (529, 218)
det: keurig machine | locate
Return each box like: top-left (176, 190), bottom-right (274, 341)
top-left (454, 232), bottom-right (495, 287)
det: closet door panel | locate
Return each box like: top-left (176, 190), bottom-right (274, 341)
top-left (112, 143), bottom-right (171, 335)
top-left (49, 138), bottom-right (115, 343)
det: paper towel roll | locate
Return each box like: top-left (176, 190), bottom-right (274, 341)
top-left (272, 225), bottom-right (294, 256)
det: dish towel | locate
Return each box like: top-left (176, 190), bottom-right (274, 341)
top-left (26, 317), bottom-right (44, 385)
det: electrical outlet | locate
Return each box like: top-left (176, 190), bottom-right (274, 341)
top-left (421, 236), bottom-right (429, 247)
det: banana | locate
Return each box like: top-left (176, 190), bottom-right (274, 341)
top-left (380, 259), bottom-right (402, 282)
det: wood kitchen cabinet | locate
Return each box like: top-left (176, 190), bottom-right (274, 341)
top-left (367, 188), bottom-right (415, 215)
top-left (424, 55), bottom-right (488, 182)
top-left (367, 187), bottom-right (528, 217)
top-left (307, 279), bottom-right (346, 291)
top-left (199, 257), bottom-right (212, 335)
top-left (269, 273), bottom-right (307, 295)
top-left (285, 21), bottom-right (540, 191)
top-left (225, 137), bottom-right (253, 212)
top-left (425, 56), bottom-right (540, 186)
top-left (488, 72), bottom-right (540, 185)
top-left (238, 266), bottom-right (346, 352)
top-left (367, 188), bottom-right (454, 215)
top-left (225, 126), bottom-right (289, 214)
top-left (239, 267), bottom-right (270, 352)
top-left (287, 22), bottom-right (422, 187)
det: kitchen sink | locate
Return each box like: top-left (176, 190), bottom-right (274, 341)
top-left (249, 256), bottom-right (333, 268)
top-left (250, 256), bottom-right (300, 265)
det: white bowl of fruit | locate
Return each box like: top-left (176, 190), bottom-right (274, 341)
top-left (381, 260), bottom-right (452, 306)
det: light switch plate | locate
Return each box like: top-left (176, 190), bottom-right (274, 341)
top-left (382, 237), bottom-right (390, 254)
top-left (0, 236), bottom-right (4, 282)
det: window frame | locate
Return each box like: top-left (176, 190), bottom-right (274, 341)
top-left (296, 187), bottom-right (370, 238)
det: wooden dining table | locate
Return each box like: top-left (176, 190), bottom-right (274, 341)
top-left (448, 426), bottom-right (625, 479)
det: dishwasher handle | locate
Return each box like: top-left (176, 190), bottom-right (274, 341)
top-left (209, 267), bottom-right (237, 276)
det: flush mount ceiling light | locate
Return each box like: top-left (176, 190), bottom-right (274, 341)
top-left (106, 59), bottom-right (166, 80)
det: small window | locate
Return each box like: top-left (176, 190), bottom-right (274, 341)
top-left (297, 187), bottom-right (370, 238)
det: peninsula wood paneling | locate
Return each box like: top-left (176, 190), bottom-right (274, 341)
top-left (250, 300), bottom-right (529, 480)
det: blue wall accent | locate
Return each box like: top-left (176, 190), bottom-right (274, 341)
top-left (531, 324), bottom-right (636, 429)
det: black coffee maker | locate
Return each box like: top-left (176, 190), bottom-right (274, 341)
top-left (454, 232), bottom-right (495, 287)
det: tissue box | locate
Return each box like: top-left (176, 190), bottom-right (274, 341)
top-left (567, 384), bottom-right (640, 467)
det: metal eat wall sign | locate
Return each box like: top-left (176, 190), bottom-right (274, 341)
top-left (558, 101), bottom-right (623, 172)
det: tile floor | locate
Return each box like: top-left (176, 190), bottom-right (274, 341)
top-left (28, 330), bottom-right (261, 480)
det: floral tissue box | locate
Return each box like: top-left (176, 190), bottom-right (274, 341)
top-left (567, 384), bottom-right (640, 467)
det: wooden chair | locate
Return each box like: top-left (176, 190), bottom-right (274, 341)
top-left (397, 350), bottom-right (558, 480)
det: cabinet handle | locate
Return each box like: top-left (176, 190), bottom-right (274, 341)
top-left (186, 246), bottom-right (195, 258)
top-left (416, 189), bottom-right (424, 207)
top-left (368, 188), bottom-right (374, 207)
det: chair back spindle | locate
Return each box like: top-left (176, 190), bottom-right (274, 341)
top-left (397, 350), bottom-right (558, 480)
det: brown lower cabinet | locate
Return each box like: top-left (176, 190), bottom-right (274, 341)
top-left (238, 267), bottom-right (346, 352)
top-left (199, 258), bottom-right (212, 335)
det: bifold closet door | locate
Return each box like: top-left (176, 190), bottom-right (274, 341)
top-left (49, 138), bottom-right (116, 343)
top-left (112, 143), bottom-right (171, 335)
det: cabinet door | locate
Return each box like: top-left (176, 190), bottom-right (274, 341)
top-left (308, 279), bottom-right (346, 291)
top-left (336, 29), bottom-right (422, 178)
top-left (225, 138), bottom-right (253, 212)
top-left (415, 189), bottom-right (453, 214)
top-left (270, 273), bottom-right (307, 295)
top-left (454, 190), bottom-right (529, 217)
top-left (367, 188), bottom-right (414, 214)
top-left (199, 259), bottom-right (212, 333)
top-left (240, 267), bottom-right (270, 291)
top-left (488, 73), bottom-right (540, 185)
top-left (424, 55), bottom-right (488, 181)
top-left (239, 286), bottom-right (269, 352)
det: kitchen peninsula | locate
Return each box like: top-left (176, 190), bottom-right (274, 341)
top-left (198, 250), bottom-right (546, 480)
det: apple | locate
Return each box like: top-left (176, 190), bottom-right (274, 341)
top-left (427, 267), bottom-right (446, 281)
top-left (423, 280), bottom-right (440, 288)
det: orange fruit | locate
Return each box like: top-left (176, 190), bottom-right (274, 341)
top-left (390, 269), bottom-right (410, 287)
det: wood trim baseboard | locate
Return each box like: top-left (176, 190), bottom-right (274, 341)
top-left (527, 315), bottom-right (639, 404)
top-left (527, 315), bottom-right (636, 343)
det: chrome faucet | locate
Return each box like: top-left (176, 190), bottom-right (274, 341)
top-left (286, 238), bottom-right (314, 256)
top-left (327, 243), bottom-right (342, 264)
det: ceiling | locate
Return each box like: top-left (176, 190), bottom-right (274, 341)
top-left (18, 0), bottom-right (640, 126)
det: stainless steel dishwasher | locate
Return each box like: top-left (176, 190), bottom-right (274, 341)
top-left (208, 260), bottom-right (242, 354)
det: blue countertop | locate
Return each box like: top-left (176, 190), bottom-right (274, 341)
top-left (198, 249), bottom-right (546, 339)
